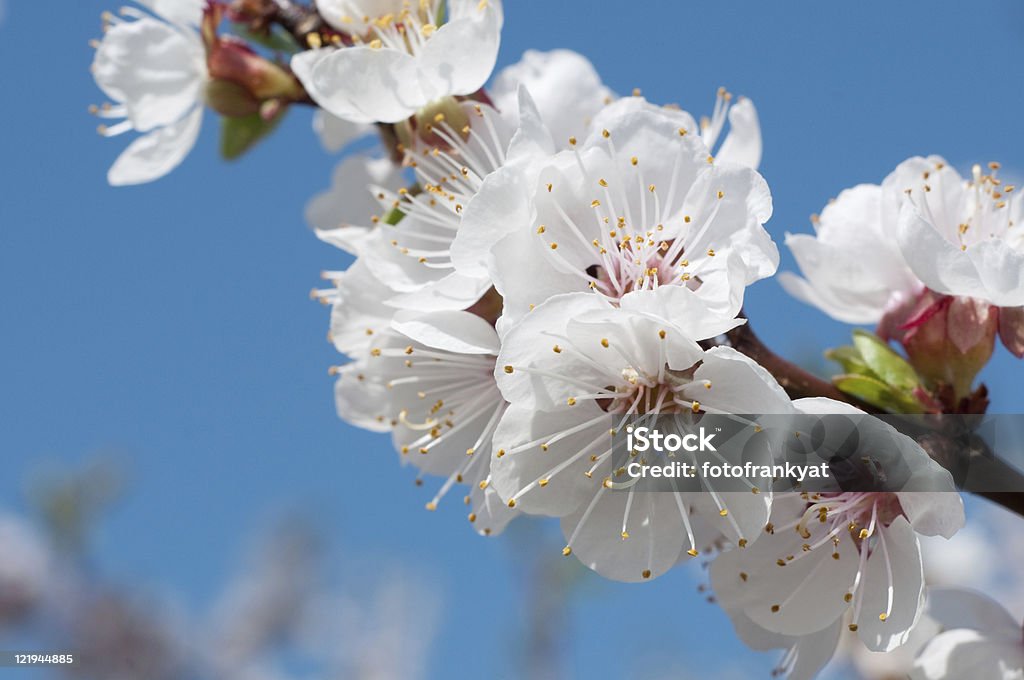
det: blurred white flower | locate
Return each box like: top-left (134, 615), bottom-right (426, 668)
top-left (293, 0), bottom-right (503, 124)
top-left (313, 110), bottom-right (373, 153)
top-left (490, 290), bottom-right (795, 581)
top-left (0, 514), bottom-right (50, 622)
top-left (90, 3), bottom-right (206, 185)
top-left (911, 588), bottom-right (1024, 680)
top-left (453, 95), bottom-right (777, 331)
top-left (306, 155), bottom-right (405, 255)
top-left (332, 309), bottom-right (517, 535)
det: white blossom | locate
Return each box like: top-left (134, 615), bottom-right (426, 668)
top-left (452, 94), bottom-right (777, 331)
top-left (711, 411), bottom-right (964, 659)
top-left (490, 289), bottom-right (794, 581)
top-left (781, 156), bottom-right (1024, 317)
top-left (912, 588), bottom-right (1024, 680)
top-left (91, 3), bottom-right (206, 185)
top-left (293, 0), bottom-right (503, 124)
top-left (332, 309), bottom-right (517, 535)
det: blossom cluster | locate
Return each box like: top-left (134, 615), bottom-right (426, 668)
top-left (88, 1), bottom-right (1024, 678)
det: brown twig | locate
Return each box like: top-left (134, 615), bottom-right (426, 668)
top-left (723, 316), bottom-right (870, 406)
top-left (230, 0), bottom-right (326, 47)
top-left (723, 313), bottom-right (1024, 519)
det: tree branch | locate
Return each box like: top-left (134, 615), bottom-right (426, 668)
top-left (723, 315), bottom-right (871, 407)
top-left (724, 313), bottom-right (1024, 520)
top-left (230, 0), bottom-right (327, 47)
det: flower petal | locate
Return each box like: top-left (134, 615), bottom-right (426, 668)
top-left (307, 155), bottom-right (403, 254)
top-left (417, 0), bottom-right (503, 100)
top-left (896, 202), bottom-right (989, 300)
top-left (682, 346), bottom-right (793, 414)
top-left (308, 46), bottom-right (422, 123)
top-left (855, 516), bottom-right (925, 652)
top-left (107, 106), bottom-right (202, 186)
top-left (137, 0), bottom-right (204, 26)
top-left (490, 402), bottom-right (606, 517)
top-left (490, 49), bottom-right (614, 145)
top-left (559, 489), bottom-right (687, 582)
top-left (715, 97), bottom-right (762, 170)
top-left (391, 310), bottom-right (499, 355)
top-left (313, 110), bottom-right (373, 152)
top-left (92, 17), bottom-right (203, 131)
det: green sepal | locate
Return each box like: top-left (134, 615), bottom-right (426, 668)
top-left (824, 345), bottom-right (872, 376)
top-left (220, 107), bottom-right (287, 161)
top-left (833, 374), bottom-right (923, 414)
top-left (851, 329), bottom-right (921, 392)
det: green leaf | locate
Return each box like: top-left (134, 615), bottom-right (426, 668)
top-left (384, 206), bottom-right (406, 226)
top-left (833, 374), bottom-right (923, 414)
top-left (229, 23), bottom-right (300, 53)
top-left (851, 329), bottom-right (921, 391)
top-left (825, 345), bottom-right (873, 377)
top-left (220, 108), bottom-right (287, 161)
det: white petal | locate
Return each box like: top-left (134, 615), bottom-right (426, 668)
top-left (309, 46), bottom-right (422, 123)
top-left (92, 17), bottom-right (203, 131)
top-left (313, 110), bottom-right (373, 152)
top-left (307, 155), bottom-right (403, 254)
top-left (504, 86), bottom-right (555, 164)
top-left (897, 201), bottom-right (990, 299)
top-left (107, 107), bottom-right (202, 186)
top-left (333, 362), bottom-right (395, 432)
top-left (417, 0), bottom-right (503, 100)
top-left (680, 163), bottom-right (778, 284)
top-left (618, 281), bottom-right (746, 341)
top-left (683, 346), bottom-right (793, 414)
top-left (468, 483), bottom-right (519, 537)
top-left (385, 272), bottom-right (493, 312)
top-left (490, 49), bottom-right (614, 145)
top-left (896, 492), bottom-right (964, 539)
top-left (137, 0), bottom-right (204, 26)
top-left (559, 490), bottom-right (687, 582)
top-left (327, 258), bottom-right (399, 357)
top-left (711, 519), bottom-right (860, 636)
top-left (785, 619), bottom-right (843, 680)
top-left (495, 292), bottom-right (612, 409)
top-left (855, 516), bottom-right (925, 652)
top-left (926, 588), bottom-right (1022, 636)
top-left (391, 310), bottom-right (499, 355)
top-left (451, 164), bottom-right (533, 278)
top-left (911, 628), bottom-right (1024, 680)
top-left (965, 238), bottom-right (1024, 306)
top-left (715, 97), bottom-right (762, 170)
top-left (490, 402), bottom-right (606, 517)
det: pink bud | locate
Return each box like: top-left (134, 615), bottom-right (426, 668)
top-left (203, 2), bottom-right (303, 105)
top-left (878, 289), bottom-right (997, 401)
top-left (998, 306), bottom-right (1024, 358)
top-left (207, 37), bottom-right (303, 101)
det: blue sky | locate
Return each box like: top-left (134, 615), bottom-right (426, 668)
top-left (1, 1), bottom-right (1023, 677)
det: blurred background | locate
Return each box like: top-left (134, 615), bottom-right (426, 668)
top-left (1, 1), bottom-right (1024, 677)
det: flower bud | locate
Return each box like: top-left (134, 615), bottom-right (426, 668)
top-left (203, 2), bottom-right (304, 104)
top-left (879, 289), bottom-right (997, 400)
top-left (204, 79), bottom-right (261, 118)
top-left (207, 37), bottom-right (304, 101)
top-left (998, 306), bottom-right (1024, 358)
